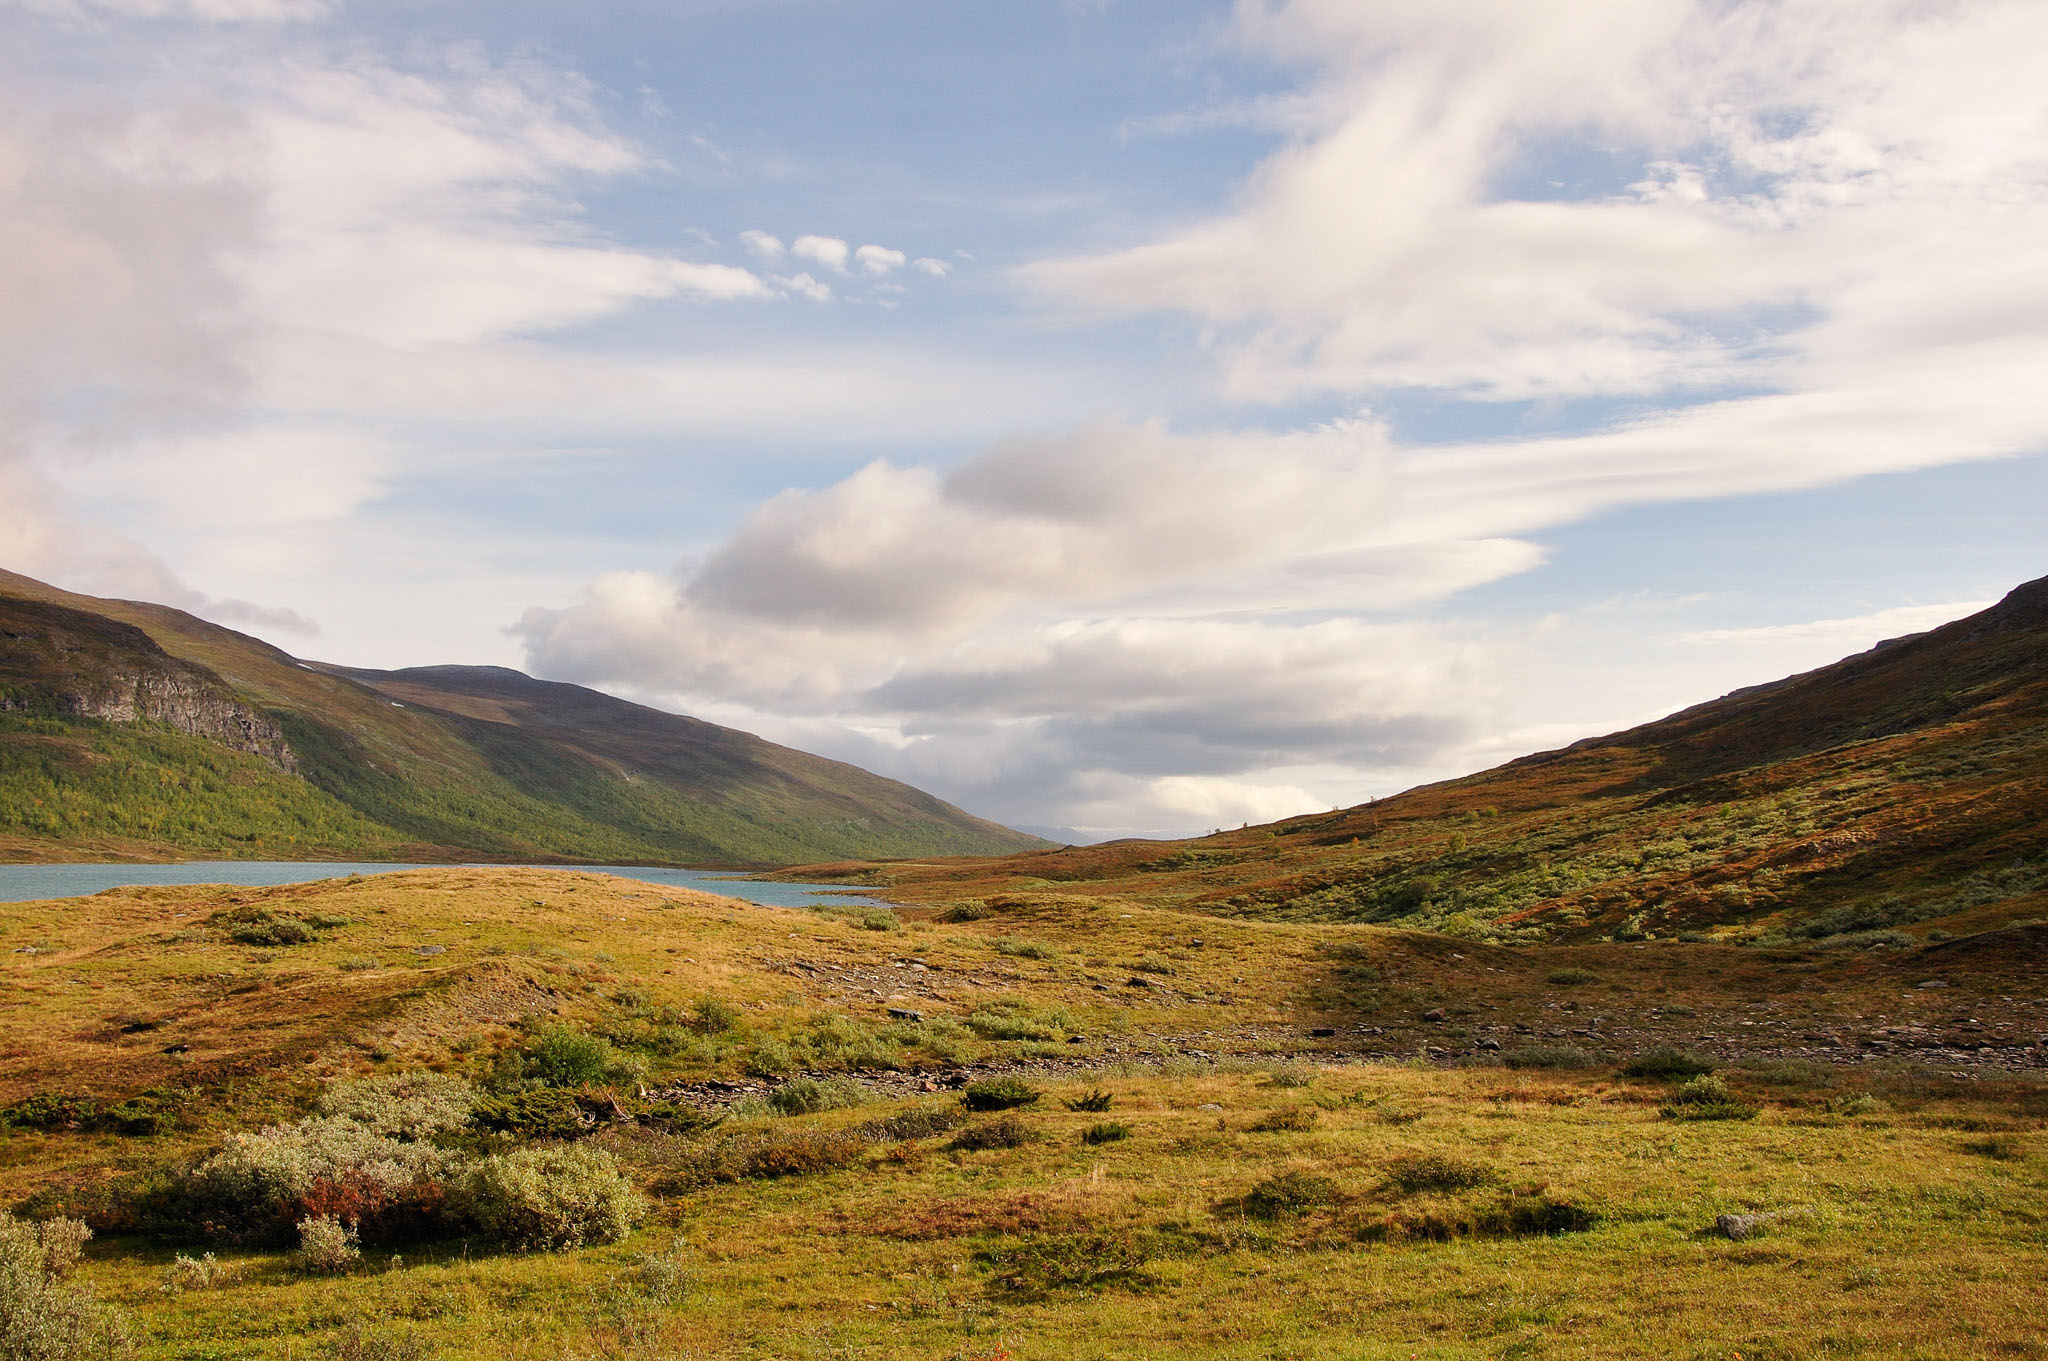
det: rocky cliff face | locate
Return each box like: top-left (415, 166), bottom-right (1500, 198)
top-left (0, 598), bottom-right (297, 771)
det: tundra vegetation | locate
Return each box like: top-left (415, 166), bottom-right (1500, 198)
top-left (0, 868), bottom-right (2040, 1358)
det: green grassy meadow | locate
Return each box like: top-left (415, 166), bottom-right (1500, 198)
top-left (0, 869), bottom-right (2042, 1359)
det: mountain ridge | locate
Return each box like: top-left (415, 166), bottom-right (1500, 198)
top-left (0, 568), bottom-right (1046, 866)
top-left (794, 574), bottom-right (2048, 944)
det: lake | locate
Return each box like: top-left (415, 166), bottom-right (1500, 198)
top-left (0, 861), bottom-right (885, 909)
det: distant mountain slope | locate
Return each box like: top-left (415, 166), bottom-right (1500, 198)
top-left (0, 569), bottom-right (1045, 865)
top-left (806, 575), bottom-right (2048, 944)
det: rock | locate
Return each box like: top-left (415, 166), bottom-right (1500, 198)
top-left (1067, 1034), bottom-right (1086, 1043)
top-left (1715, 1213), bottom-right (1771, 1241)
top-left (1198, 1102), bottom-right (1223, 1111)
top-left (1310, 1027), bottom-right (1337, 1038)
top-left (414, 945), bottom-right (446, 956)
top-left (1127, 977), bottom-right (1154, 988)
top-left (1422, 1008), bottom-right (1447, 1023)
top-left (1475, 1037), bottom-right (1501, 1051)
top-left (161, 1042), bottom-right (189, 1054)
top-left (1916, 980), bottom-right (1950, 989)
top-left (886, 1006), bottom-right (923, 1021)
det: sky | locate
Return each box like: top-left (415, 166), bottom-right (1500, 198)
top-left (3, 0), bottom-right (2045, 842)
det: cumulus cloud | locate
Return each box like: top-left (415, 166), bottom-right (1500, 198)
top-left (772, 271), bottom-right (832, 302)
top-left (791, 234), bottom-right (849, 272)
top-left (913, 257), bottom-right (951, 277)
top-left (853, 243), bottom-right (905, 275)
top-left (739, 228), bottom-right (785, 259)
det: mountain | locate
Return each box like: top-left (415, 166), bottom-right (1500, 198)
top-left (0, 569), bottom-right (1046, 865)
top-left (799, 575), bottom-right (2048, 944)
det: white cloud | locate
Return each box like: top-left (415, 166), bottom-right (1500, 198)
top-left (791, 234), bottom-right (849, 272)
top-left (1148, 776), bottom-right (1325, 829)
top-left (739, 228), bottom-right (785, 260)
top-left (1678, 601), bottom-right (1992, 649)
top-left (1025, 0), bottom-right (2048, 413)
top-left (853, 243), bottom-right (905, 275)
top-left (912, 257), bottom-right (951, 278)
top-left (772, 271), bottom-right (832, 302)
top-left (4, 0), bottom-right (330, 21)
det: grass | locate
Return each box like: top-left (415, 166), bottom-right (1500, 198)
top-left (0, 867), bottom-right (2044, 1358)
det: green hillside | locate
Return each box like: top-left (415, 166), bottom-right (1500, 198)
top-left (798, 573), bottom-right (2048, 944)
top-left (0, 569), bottom-right (1046, 866)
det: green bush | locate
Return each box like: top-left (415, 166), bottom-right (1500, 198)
top-left (765, 1077), bottom-right (867, 1117)
top-left (1659, 1074), bottom-right (1758, 1122)
top-left (0, 1211), bottom-right (130, 1361)
top-left (964, 1005), bottom-right (1070, 1043)
top-left (977, 1232), bottom-right (1156, 1296)
top-left (462, 1145), bottom-right (644, 1251)
top-left (1080, 1122), bottom-right (1130, 1145)
top-left (1621, 1047), bottom-right (1717, 1079)
top-left (1235, 1170), bottom-right (1339, 1218)
top-left (1063, 1089), bottom-right (1113, 1113)
top-left (294, 1215), bottom-right (359, 1275)
top-left (1383, 1153), bottom-right (1497, 1193)
top-left (182, 1117), bottom-right (458, 1244)
top-left (947, 1115), bottom-right (1035, 1152)
top-left (690, 998), bottom-right (743, 1035)
top-left (1248, 1107), bottom-right (1317, 1133)
top-left (961, 1077), bottom-right (1041, 1111)
top-left (520, 1026), bottom-right (622, 1087)
top-left (990, 937), bottom-right (1059, 960)
top-left (1, 1092), bottom-right (170, 1137)
top-left (318, 1073), bottom-right (475, 1142)
top-left (1544, 967), bottom-right (1602, 986)
top-left (469, 1089), bottom-right (592, 1141)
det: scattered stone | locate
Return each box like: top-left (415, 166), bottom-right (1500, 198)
top-left (1475, 1037), bottom-right (1501, 1051)
top-left (1422, 1008), bottom-right (1447, 1023)
top-left (1310, 1027), bottom-right (1337, 1038)
top-left (414, 945), bottom-right (446, 956)
top-left (886, 1006), bottom-right (923, 1022)
top-left (1198, 1103), bottom-right (1223, 1111)
top-left (1715, 1213), bottom-right (1772, 1241)
top-left (1067, 1035), bottom-right (1086, 1044)
top-left (161, 1042), bottom-right (189, 1054)
top-left (1917, 980), bottom-right (1950, 989)
top-left (1127, 977), bottom-right (1154, 988)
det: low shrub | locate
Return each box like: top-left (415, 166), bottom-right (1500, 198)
top-left (1544, 967), bottom-right (1602, 986)
top-left (1356, 1190), bottom-right (1598, 1242)
top-left (0, 1211), bottom-right (130, 1361)
top-left (211, 904), bottom-right (345, 947)
top-left (860, 1105), bottom-right (964, 1142)
top-left (765, 1077), bottom-right (867, 1117)
top-left (1622, 1047), bottom-right (1717, 1080)
top-left (1961, 1135), bottom-right (2026, 1161)
top-left (1261, 1064), bottom-right (1314, 1089)
top-left (962, 1077), bottom-right (1042, 1111)
top-left (1502, 1045), bottom-right (1598, 1071)
top-left (469, 1088), bottom-right (593, 1141)
top-left (182, 1117), bottom-right (458, 1244)
top-left (1822, 1093), bottom-right (1889, 1118)
top-left (1383, 1153), bottom-right (1498, 1194)
top-left (318, 1073), bottom-right (475, 1142)
top-left (1659, 1074), bottom-right (1758, 1122)
top-left (294, 1215), bottom-right (360, 1275)
top-left (977, 1231), bottom-right (1156, 1297)
top-left (690, 998), bottom-right (744, 1035)
top-left (158, 1253), bottom-right (231, 1295)
top-left (964, 1006), bottom-right (1070, 1043)
top-left (940, 902), bottom-right (995, 923)
top-left (463, 1145), bottom-right (644, 1251)
top-left (1234, 1170), bottom-right (1339, 1218)
top-left (1130, 954), bottom-right (1176, 976)
top-left (948, 1116), bottom-right (1036, 1152)
top-left (1063, 1089), bottom-right (1113, 1113)
top-left (1, 1091), bottom-right (172, 1137)
top-left (630, 1238), bottom-right (693, 1307)
top-left (1080, 1122), bottom-right (1130, 1145)
top-left (1248, 1107), bottom-right (1317, 1133)
top-left (519, 1025), bottom-right (627, 1088)
top-left (666, 1128), bottom-right (869, 1186)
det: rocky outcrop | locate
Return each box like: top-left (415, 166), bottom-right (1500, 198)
top-left (0, 597), bottom-right (296, 771)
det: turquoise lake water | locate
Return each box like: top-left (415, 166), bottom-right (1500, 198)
top-left (0, 861), bottom-right (883, 908)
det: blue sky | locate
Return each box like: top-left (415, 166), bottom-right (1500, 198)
top-left (3, 0), bottom-right (2045, 840)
